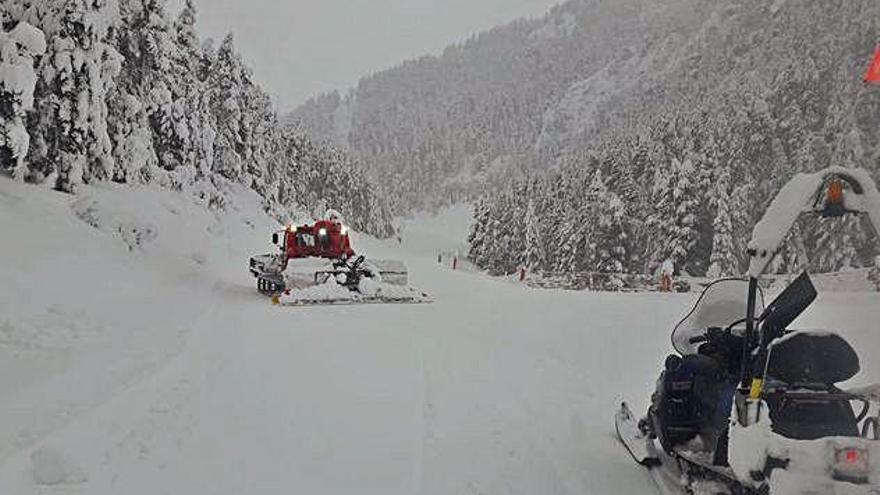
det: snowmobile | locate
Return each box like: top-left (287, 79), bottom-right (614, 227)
top-left (248, 210), bottom-right (430, 306)
top-left (616, 167), bottom-right (880, 495)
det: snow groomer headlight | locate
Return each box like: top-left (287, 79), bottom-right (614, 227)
top-left (830, 445), bottom-right (870, 483)
top-left (318, 228), bottom-right (328, 237)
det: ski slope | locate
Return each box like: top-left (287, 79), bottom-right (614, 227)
top-left (0, 179), bottom-right (877, 494)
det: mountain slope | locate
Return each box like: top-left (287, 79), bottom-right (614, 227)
top-left (290, 0), bottom-right (713, 211)
top-left (293, 0), bottom-right (880, 276)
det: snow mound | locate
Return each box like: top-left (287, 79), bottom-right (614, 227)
top-left (277, 279), bottom-right (430, 306)
top-left (728, 416), bottom-right (775, 483)
top-left (281, 280), bottom-right (353, 303)
top-left (73, 196), bottom-right (159, 251)
top-left (31, 446), bottom-right (87, 486)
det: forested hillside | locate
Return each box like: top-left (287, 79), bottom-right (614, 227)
top-left (293, 0), bottom-right (880, 279)
top-left (0, 0), bottom-right (393, 237)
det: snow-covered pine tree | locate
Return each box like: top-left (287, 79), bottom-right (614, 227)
top-left (48, 0), bottom-right (121, 191)
top-left (774, 220), bottom-right (809, 275)
top-left (707, 165), bottom-right (738, 278)
top-left (14, 0), bottom-right (122, 190)
top-left (468, 198), bottom-right (491, 267)
top-left (645, 156), bottom-right (674, 274)
top-left (0, 0), bottom-right (394, 238)
top-left (117, 0), bottom-right (192, 181)
top-left (668, 158), bottom-right (701, 275)
top-left (0, 21), bottom-right (45, 180)
top-left (811, 215), bottom-right (862, 273)
top-left (171, 0), bottom-right (213, 181)
top-left (206, 33), bottom-right (245, 182)
top-left (591, 172), bottom-right (628, 289)
top-left (523, 179), bottom-right (546, 274)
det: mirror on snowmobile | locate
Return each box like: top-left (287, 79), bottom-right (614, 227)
top-left (758, 271), bottom-right (817, 342)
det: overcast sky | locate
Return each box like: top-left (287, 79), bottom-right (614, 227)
top-left (167, 0), bottom-right (561, 112)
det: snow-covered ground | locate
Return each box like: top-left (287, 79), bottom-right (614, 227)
top-left (0, 179), bottom-right (877, 494)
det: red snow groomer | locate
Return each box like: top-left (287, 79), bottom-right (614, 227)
top-left (279, 218), bottom-right (356, 261)
top-left (248, 210), bottom-right (428, 306)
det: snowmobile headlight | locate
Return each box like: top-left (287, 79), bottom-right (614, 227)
top-left (287, 224), bottom-right (297, 232)
top-left (318, 228), bottom-right (328, 237)
top-left (830, 447), bottom-right (870, 482)
top-left (341, 225), bottom-right (349, 236)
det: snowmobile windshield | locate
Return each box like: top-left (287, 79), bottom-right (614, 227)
top-left (671, 279), bottom-right (764, 355)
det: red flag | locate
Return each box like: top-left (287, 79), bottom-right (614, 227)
top-left (864, 46), bottom-right (880, 84)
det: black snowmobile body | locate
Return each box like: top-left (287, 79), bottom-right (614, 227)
top-left (619, 169), bottom-right (880, 494)
top-left (628, 274), bottom-right (878, 494)
top-left (648, 273), bottom-right (861, 454)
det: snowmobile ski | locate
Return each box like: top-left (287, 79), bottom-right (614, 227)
top-left (615, 402), bottom-right (661, 467)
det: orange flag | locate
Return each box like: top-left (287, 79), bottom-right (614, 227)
top-left (865, 46), bottom-right (880, 84)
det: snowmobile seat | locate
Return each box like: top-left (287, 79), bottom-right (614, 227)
top-left (766, 332), bottom-right (860, 385)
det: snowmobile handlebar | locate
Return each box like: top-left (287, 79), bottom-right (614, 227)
top-left (687, 324), bottom-right (742, 345)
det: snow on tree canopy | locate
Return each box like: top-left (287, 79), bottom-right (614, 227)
top-left (0, 1), bottom-right (392, 236)
top-left (0, 22), bottom-right (45, 110)
top-left (9, 22), bottom-right (46, 56)
top-left (0, 21), bottom-right (46, 180)
top-left (748, 167), bottom-right (880, 278)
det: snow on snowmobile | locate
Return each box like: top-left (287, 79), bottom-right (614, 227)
top-left (248, 210), bottom-right (430, 306)
top-left (616, 167), bottom-right (880, 495)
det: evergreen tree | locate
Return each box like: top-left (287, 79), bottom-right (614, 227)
top-left (592, 176), bottom-right (628, 289)
top-left (0, 21), bottom-right (45, 180)
top-left (707, 166), bottom-right (738, 278)
top-left (24, 0), bottom-right (123, 191)
top-left (0, 0), bottom-right (393, 238)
